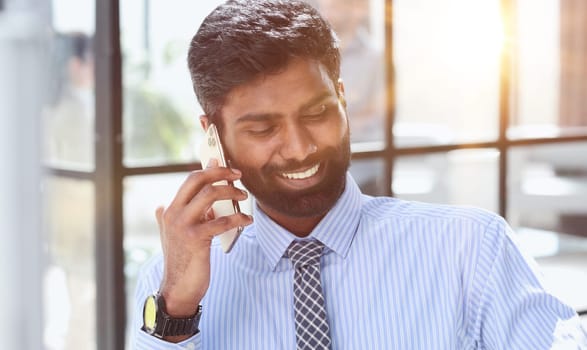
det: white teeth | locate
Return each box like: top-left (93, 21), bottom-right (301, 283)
top-left (281, 163), bottom-right (320, 180)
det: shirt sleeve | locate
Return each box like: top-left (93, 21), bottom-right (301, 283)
top-left (130, 254), bottom-right (202, 350)
top-left (469, 216), bottom-right (587, 349)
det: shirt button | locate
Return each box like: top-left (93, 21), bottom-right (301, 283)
top-left (184, 343), bottom-right (196, 350)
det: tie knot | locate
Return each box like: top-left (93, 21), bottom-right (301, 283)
top-left (287, 240), bottom-right (324, 269)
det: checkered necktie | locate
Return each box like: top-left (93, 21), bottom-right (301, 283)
top-left (287, 240), bottom-right (331, 350)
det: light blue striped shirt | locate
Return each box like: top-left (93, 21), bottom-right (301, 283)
top-left (132, 173), bottom-right (586, 349)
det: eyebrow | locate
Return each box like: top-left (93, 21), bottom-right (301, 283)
top-left (234, 91), bottom-right (334, 124)
top-left (299, 91), bottom-right (334, 111)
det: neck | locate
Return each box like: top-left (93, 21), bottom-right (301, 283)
top-left (257, 203), bottom-right (325, 237)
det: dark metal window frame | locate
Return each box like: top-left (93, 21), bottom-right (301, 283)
top-left (41, 0), bottom-right (587, 348)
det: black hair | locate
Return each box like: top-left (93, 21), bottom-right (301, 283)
top-left (187, 0), bottom-right (341, 124)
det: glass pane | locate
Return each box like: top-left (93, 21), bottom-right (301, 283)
top-left (124, 172), bottom-right (253, 346)
top-left (42, 0), bottom-right (96, 171)
top-left (393, 0), bottom-right (502, 146)
top-left (43, 176), bottom-right (96, 350)
top-left (509, 0), bottom-right (587, 139)
top-left (508, 142), bottom-right (587, 312)
top-left (121, 1), bottom-right (225, 167)
top-left (349, 158), bottom-right (386, 196)
top-left (393, 149), bottom-right (499, 212)
top-left (312, 0), bottom-right (386, 144)
top-left (124, 173), bottom-right (186, 348)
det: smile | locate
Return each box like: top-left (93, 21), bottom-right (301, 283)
top-left (280, 163), bottom-right (320, 180)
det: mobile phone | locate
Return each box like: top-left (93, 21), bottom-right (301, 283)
top-left (199, 123), bottom-right (243, 253)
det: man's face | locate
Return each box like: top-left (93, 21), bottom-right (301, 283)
top-left (217, 58), bottom-right (350, 219)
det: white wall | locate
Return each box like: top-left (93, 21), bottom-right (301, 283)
top-left (0, 6), bottom-right (47, 349)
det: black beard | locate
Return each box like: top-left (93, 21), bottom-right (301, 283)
top-left (230, 132), bottom-right (351, 218)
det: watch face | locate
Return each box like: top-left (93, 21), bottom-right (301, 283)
top-left (143, 295), bottom-right (158, 333)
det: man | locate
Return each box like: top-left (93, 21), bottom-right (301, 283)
top-left (132, 1), bottom-right (587, 349)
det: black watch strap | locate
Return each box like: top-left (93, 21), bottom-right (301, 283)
top-left (157, 304), bottom-right (202, 337)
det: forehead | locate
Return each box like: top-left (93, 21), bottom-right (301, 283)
top-left (219, 59), bottom-right (337, 124)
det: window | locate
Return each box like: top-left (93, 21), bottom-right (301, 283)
top-left (389, 0), bottom-right (587, 315)
top-left (5, 0), bottom-right (584, 348)
top-left (393, 0), bottom-right (502, 146)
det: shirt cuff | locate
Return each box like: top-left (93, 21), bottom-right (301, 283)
top-left (133, 328), bottom-right (201, 350)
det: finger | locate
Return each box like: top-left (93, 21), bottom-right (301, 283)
top-left (169, 166), bottom-right (242, 208)
top-left (182, 184), bottom-right (248, 224)
top-left (204, 207), bottom-right (215, 221)
top-left (192, 212), bottom-right (253, 239)
top-left (155, 206), bottom-right (164, 229)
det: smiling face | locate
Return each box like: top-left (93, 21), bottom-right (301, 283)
top-left (211, 58), bottom-right (350, 231)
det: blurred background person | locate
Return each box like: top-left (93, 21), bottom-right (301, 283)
top-left (313, 0), bottom-right (386, 194)
top-left (44, 32), bottom-right (94, 169)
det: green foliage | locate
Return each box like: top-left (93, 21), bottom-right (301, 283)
top-left (125, 85), bottom-right (194, 163)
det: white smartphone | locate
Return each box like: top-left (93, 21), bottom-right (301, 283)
top-left (199, 123), bottom-right (243, 253)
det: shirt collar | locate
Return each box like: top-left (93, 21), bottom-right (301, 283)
top-left (255, 172), bottom-right (363, 270)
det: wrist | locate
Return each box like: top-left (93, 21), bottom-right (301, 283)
top-left (159, 284), bottom-right (204, 318)
top-left (161, 294), bottom-right (201, 318)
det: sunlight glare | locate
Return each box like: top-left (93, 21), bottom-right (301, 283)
top-left (441, 3), bottom-right (505, 68)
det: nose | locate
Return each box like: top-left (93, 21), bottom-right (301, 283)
top-left (278, 124), bottom-right (317, 162)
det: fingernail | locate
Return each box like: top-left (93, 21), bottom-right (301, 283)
top-left (231, 168), bottom-right (242, 175)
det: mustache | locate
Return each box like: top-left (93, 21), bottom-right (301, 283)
top-left (262, 147), bottom-right (338, 174)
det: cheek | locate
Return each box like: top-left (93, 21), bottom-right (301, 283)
top-left (226, 138), bottom-right (274, 168)
top-left (316, 113), bottom-right (348, 146)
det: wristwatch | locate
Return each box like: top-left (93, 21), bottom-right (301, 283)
top-left (142, 292), bottom-right (202, 338)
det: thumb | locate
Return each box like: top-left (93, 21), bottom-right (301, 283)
top-left (155, 206), bottom-right (166, 254)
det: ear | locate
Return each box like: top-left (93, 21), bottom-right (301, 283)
top-left (199, 115), bottom-right (210, 131)
top-left (337, 79), bottom-right (347, 108)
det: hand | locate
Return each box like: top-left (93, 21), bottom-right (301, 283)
top-left (155, 160), bottom-right (252, 319)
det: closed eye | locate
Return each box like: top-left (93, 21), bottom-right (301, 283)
top-left (302, 104), bottom-right (329, 121)
top-left (246, 125), bottom-right (276, 137)
top-left (306, 104), bottom-right (327, 116)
